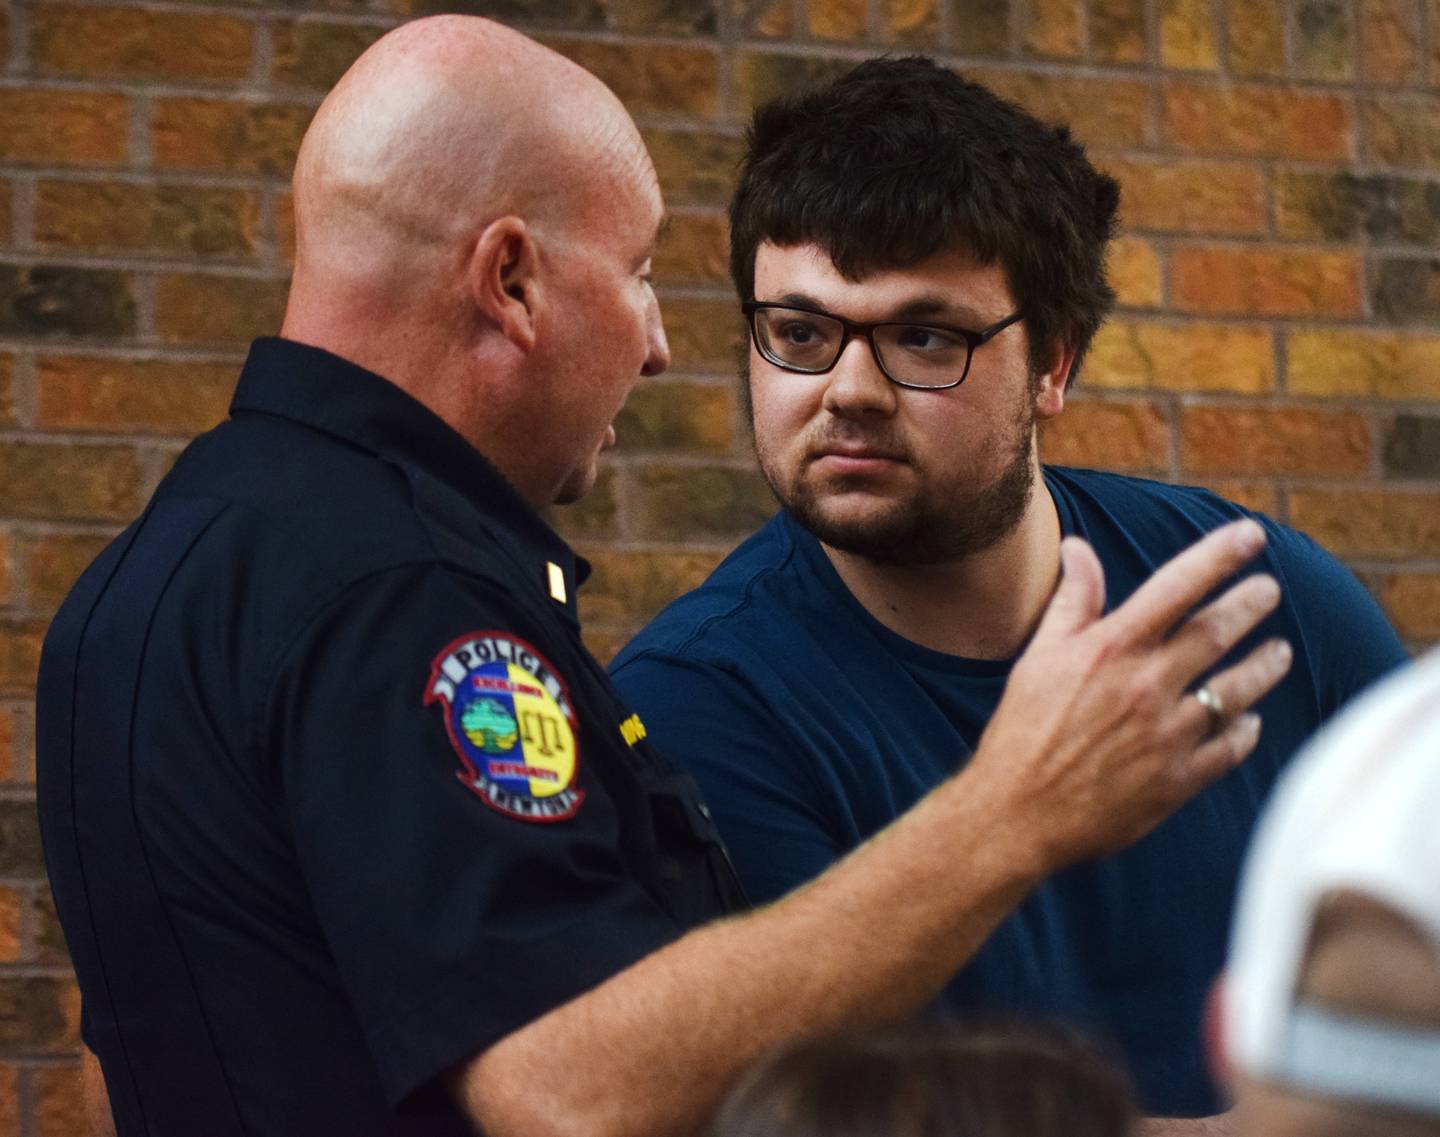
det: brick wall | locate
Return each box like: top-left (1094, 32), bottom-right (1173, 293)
top-left (1, 0), bottom-right (1437, 1131)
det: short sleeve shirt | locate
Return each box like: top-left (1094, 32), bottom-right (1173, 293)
top-left (36, 338), bottom-right (742, 1137)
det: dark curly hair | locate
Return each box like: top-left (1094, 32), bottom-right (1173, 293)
top-left (729, 57), bottom-right (1120, 386)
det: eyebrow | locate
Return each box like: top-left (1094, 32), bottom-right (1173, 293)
top-left (770, 291), bottom-right (990, 327)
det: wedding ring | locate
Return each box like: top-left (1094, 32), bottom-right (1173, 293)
top-left (1194, 684), bottom-right (1226, 736)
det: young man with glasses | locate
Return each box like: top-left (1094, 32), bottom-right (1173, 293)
top-left (611, 57), bottom-right (1407, 1133)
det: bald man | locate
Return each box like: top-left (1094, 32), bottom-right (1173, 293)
top-left (36, 18), bottom-right (1292, 1137)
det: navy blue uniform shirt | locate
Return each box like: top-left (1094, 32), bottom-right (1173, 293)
top-left (612, 468), bottom-right (1407, 1117)
top-left (36, 338), bottom-right (741, 1137)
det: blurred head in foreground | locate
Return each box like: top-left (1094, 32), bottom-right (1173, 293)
top-left (1223, 649), bottom-right (1440, 1137)
top-left (709, 1020), bottom-right (1138, 1137)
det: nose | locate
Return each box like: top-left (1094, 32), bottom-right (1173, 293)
top-left (642, 290), bottom-right (671, 377)
top-left (821, 333), bottom-right (898, 418)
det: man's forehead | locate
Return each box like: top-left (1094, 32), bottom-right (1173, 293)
top-left (752, 240), bottom-right (1012, 320)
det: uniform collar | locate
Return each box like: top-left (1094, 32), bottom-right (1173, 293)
top-left (229, 337), bottom-right (588, 614)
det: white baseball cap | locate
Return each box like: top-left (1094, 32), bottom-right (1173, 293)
top-left (1226, 648), bottom-right (1440, 1116)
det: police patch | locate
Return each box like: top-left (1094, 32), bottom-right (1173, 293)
top-left (425, 632), bottom-right (584, 822)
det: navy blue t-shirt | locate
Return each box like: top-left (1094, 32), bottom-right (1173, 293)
top-left (611, 467), bottom-right (1407, 1117)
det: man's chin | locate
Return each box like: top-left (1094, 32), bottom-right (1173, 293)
top-left (552, 464), bottom-right (597, 507)
top-left (788, 493), bottom-right (928, 562)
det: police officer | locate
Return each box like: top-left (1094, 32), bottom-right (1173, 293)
top-left (36, 17), bottom-right (1293, 1137)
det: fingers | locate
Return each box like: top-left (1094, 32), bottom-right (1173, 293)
top-left (1031, 537), bottom-right (1106, 642)
top-left (1178, 637), bottom-right (1294, 740)
top-left (1103, 519), bottom-right (1267, 647)
top-left (1180, 713), bottom-right (1262, 794)
top-left (1160, 572), bottom-right (1282, 687)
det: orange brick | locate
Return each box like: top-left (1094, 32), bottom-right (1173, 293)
top-left (23, 533), bottom-right (111, 613)
top-left (37, 356), bottom-right (235, 436)
top-left (616, 381), bottom-right (732, 454)
top-left (950, 0), bottom-right (1010, 56)
top-left (0, 886), bottom-right (17, 962)
top-left (1362, 95), bottom-right (1440, 170)
top-left (1024, 0), bottom-right (1083, 58)
top-left (545, 39), bottom-right (719, 119)
top-left (37, 1064), bottom-right (88, 1137)
top-left (35, 181), bottom-right (260, 258)
top-left (153, 99), bottom-right (313, 176)
top-left (549, 466), bottom-right (618, 542)
top-left (579, 548), bottom-right (725, 626)
top-left (744, 0), bottom-right (795, 36)
top-left (1291, 488), bottom-right (1440, 557)
top-left (604, 0), bottom-right (716, 32)
top-left (654, 213), bottom-right (729, 286)
top-left (33, 889), bottom-right (67, 965)
top-left (0, 703), bottom-right (35, 785)
top-left (630, 465), bottom-right (776, 539)
top-left (738, 53), bottom-right (858, 113)
top-left (1227, 0), bottom-right (1286, 75)
top-left (1379, 573), bottom-right (1440, 639)
top-left (0, 355), bottom-right (14, 430)
top-left (0, 1064), bottom-right (16, 1136)
top-left (808, 0), bottom-right (866, 39)
top-left (662, 297), bottom-right (744, 373)
top-left (970, 71), bottom-right (1150, 149)
top-left (1108, 237), bottom-right (1162, 309)
top-left (885, 0), bottom-right (937, 42)
top-left (0, 619), bottom-right (46, 695)
top-left (1038, 399), bottom-right (1169, 471)
top-left (32, 6), bottom-right (252, 82)
top-left (0, 90), bottom-right (129, 167)
top-left (276, 191), bottom-right (296, 264)
top-left (1181, 406), bottom-right (1370, 476)
top-left (153, 274), bottom-right (289, 347)
top-left (1362, 0), bottom-right (1422, 82)
top-left (1287, 330), bottom-right (1440, 400)
top-left (271, 20), bottom-right (384, 90)
top-left (1086, 320), bottom-right (1274, 393)
top-left (1171, 246), bottom-right (1361, 318)
top-left (1103, 156), bottom-right (1265, 234)
top-left (1188, 477), bottom-right (1281, 516)
top-left (643, 130), bottom-right (744, 207)
top-left (1090, 0), bottom-right (1147, 62)
top-left (581, 626), bottom-right (627, 666)
top-left (1161, 0), bottom-right (1219, 69)
top-left (0, 442), bottom-right (146, 523)
top-left (0, 527), bottom-right (11, 607)
top-left (1163, 81), bottom-right (1353, 161)
top-left (0, 705), bottom-right (13, 783)
top-left (1433, 0), bottom-right (1440, 75)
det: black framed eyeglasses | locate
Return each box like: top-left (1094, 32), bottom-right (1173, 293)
top-left (741, 301), bottom-right (1024, 390)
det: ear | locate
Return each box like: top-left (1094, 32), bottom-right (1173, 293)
top-left (467, 216), bottom-right (539, 353)
top-left (1032, 337), bottom-right (1075, 421)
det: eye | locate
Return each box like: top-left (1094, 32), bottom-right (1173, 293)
top-left (776, 317), bottom-right (827, 345)
top-left (895, 325), bottom-right (963, 353)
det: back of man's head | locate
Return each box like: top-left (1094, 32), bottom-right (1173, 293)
top-left (728, 56), bottom-right (1119, 383)
top-left (1223, 648), bottom-right (1440, 1137)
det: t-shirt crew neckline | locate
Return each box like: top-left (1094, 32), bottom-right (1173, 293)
top-left (780, 468), bottom-right (1081, 680)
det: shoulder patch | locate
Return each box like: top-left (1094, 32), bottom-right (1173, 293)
top-left (425, 632), bottom-right (584, 822)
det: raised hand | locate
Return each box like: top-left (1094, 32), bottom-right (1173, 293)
top-left (973, 519), bottom-right (1293, 868)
